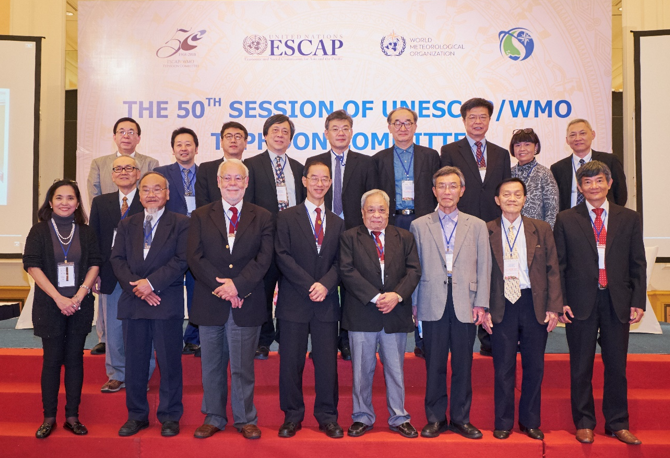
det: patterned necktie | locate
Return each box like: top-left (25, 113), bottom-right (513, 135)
top-left (372, 231), bottom-right (384, 262)
top-left (314, 208), bottom-right (324, 246)
top-left (228, 207), bottom-right (238, 236)
top-left (592, 208), bottom-right (608, 287)
top-left (121, 196), bottom-right (128, 216)
top-left (275, 156), bottom-right (288, 211)
top-left (576, 159), bottom-right (586, 205)
top-left (183, 168), bottom-right (193, 196)
top-left (143, 214), bottom-right (153, 249)
top-left (333, 154), bottom-right (343, 215)
top-left (475, 141), bottom-right (486, 168)
top-left (504, 224), bottom-right (521, 303)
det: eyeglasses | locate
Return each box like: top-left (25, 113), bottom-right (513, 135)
top-left (390, 121), bottom-right (414, 130)
top-left (270, 127), bottom-right (290, 136)
top-left (116, 129), bottom-right (137, 137)
top-left (140, 187), bottom-right (167, 195)
top-left (466, 115), bottom-right (489, 122)
top-left (328, 127), bottom-right (351, 134)
top-left (219, 175), bottom-right (246, 184)
top-left (513, 128), bottom-right (535, 135)
top-left (223, 133), bottom-right (245, 141)
top-left (307, 176), bottom-right (331, 185)
top-left (435, 183), bottom-right (461, 191)
top-left (112, 165), bottom-right (139, 173)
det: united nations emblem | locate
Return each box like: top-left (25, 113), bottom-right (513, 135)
top-left (243, 35), bottom-right (268, 55)
top-left (380, 31), bottom-right (406, 57)
top-left (498, 28), bottom-right (535, 61)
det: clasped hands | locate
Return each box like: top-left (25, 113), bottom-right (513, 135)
top-left (376, 292), bottom-right (399, 314)
top-left (130, 278), bottom-right (161, 306)
top-left (56, 294), bottom-right (81, 316)
top-left (214, 277), bottom-right (244, 308)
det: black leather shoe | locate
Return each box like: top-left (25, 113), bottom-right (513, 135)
top-left (448, 421), bottom-right (483, 439)
top-left (90, 342), bottom-right (106, 355)
top-left (118, 420), bottom-right (150, 436)
top-left (421, 420), bottom-right (449, 438)
top-left (319, 422), bottom-right (344, 438)
top-left (161, 420), bottom-right (180, 437)
top-left (340, 346), bottom-right (352, 361)
top-left (255, 346), bottom-right (269, 360)
top-left (278, 421), bottom-right (301, 438)
top-left (347, 422), bottom-right (373, 437)
top-left (493, 429), bottom-right (511, 439)
top-left (390, 421), bottom-right (418, 438)
top-left (414, 346), bottom-right (425, 359)
top-left (182, 343), bottom-right (199, 355)
top-left (64, 421), bottom-right (88, 435)
top-left (519, 423), bottom-right (544, 440)
top-left (35, 422), bottom-right (56, 439)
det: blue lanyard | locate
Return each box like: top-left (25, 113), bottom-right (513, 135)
top-left (514, 160), bottom-right (538, 179)
top-left (572, 156), bottom-right (590, 179)
top-left (438, 214), bottom-right (457, 252)
top-left (372, 232), bottom-right (384, 258)
top-left (181, 167), bottom-right (195, 195)
top-left (224, 207), bottom-right (239, 234)
top-left (331, 150), bottom-right (346, 167)
top-left (394, 147), bottom-right (414, 178)
top-left (589, 211), bottom-right (606, 242)
top-left (273, 155), bottom-right (288, 178)
top-left (472, 140), bottom-right (487, 156)
top-left (305, 206), bottom-right (324, 242)
top-left (120, 205), bottom-right (130, 220)
top-left (502, 220), bottom-right (521, 254)
top-left (51, 220), bottom-right (75, 261)
top-left (144, 216), bottom-right (161, 244)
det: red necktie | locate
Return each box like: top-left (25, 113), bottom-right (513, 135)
top-left (229, 207), bottom-right (238, 236)
top-left (592, 208), bottom-right (607, 287)
top-left (372, 231), bottom-right (384, 262)
top-left (314, 208), bottom-right (324, 246)
top-left (475, 141), bottom-right (486, 168)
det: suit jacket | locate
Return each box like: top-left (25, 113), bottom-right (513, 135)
top-left (550, 151), bottom-right (628, 212)
top-left (187, 201), bottom-right (274, 327)
top-left (339, 225), bottom-right (421, 333)
top-left (373, 144), bottom-right (440, 225)
top-left (554, 202), bottom-right (646, 323)
top-left (410, 211), bottom-right (491, 324)
top-left (275, 203), bottom-right (345, 323)
top-left (87, 152), bottom-right (159, 203)
top-left (244, 151), bottom-right (305, 217)
top-left (195, 158), bottom-right (223, 208)
top-left (154, 162), bottom-right (198, 215)
top-left (440, 138), bottom-right (511, 222)
top-left (487, 216), bottom-right (563, 325)
top-left (111, 210), bottom-right (190, 320)
top-left (305, 150), bottom-right (377, 229)
top-left (89, 190), bottom-right (144, 294)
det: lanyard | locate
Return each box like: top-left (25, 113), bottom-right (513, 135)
top-left (394, 147), bottom-right (414, 178)
top-left (120, 204), bottom-right (130, 220)
top-left (472, 140), bottom-right (487, 156)
top-left (589, 211), bottom-right (606, 241)
top-left (144, 216), bottom-right (161, 242)
top-left (181, 167), bottom-right (195, 195)
top-left (274, 155), bottom-right (288, 178)
top-left (305, 206), bottom-right (324, 242)
top-left (372, 233), bottom-right (384, 258)
top-left (514, 160), bottom-right (538, 179)
top-left (502, 220), bottom-right (521, 254)
top-left (224, 207), bottom-right (239, 234)
top-left (331, 150), bottom-right (346, 167)
top-left (438, 214), bottom-right (457, 252)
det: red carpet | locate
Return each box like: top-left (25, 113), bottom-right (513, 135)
top-left (0, 348), bottom-right (668, 457)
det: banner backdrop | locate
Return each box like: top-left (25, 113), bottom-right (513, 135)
top-left (78, 0), bottom-right (611, 209)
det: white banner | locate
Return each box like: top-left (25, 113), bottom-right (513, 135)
top-left (78, 0), bottom-right (611, 209)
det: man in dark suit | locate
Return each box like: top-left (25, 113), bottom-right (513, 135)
top-left (155, 127), bottom-right (200, 355)
top-left (440, 97), bottom-right (511, 357)
top-left (555, 161), bottom-right (645, 445)
top-left (482, 177), bottom-right (562, 440)
top-left (195, 121), bottom-right (248, 208)
top-left (188, 159), bottom-right (274, 440)
top-left (111, 172), bottom-right (190, 437)
top-left (306, 109), bottom-right (377, 360)
top-left (275, 161), bottom-right (345, 439)
top-left (550, 118), bottom-right (627, 212)
top-left (244, 114), bottom-right (306, 359)
top-left (339, 189), bottom-right (421, 439)
top-left (90, 156), bottom-right (155, 393)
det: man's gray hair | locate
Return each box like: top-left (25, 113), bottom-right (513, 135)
top-left (566, 118), bottom-right (593, 135)
top-left (576, 160), bottom-right (612, 185)
top-left (139, 171), bottom-right (169, 189)
top-left (360, 189), bottom-right (390, 209)
top-left (433, 166), bottom-right (465, 187)
top-left (217, 158), bottom-right (249, 177)
top-left (112, 155), bottom-right (139, 169)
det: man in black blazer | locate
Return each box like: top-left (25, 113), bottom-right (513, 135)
top-left (555, 161), bottom-right (645, 446)
top-left (195, 121), bottom-right (248, 208)
top-left (275, 161), bottom-right (345, 439)
top-left (188, 159), bottom-right (274, 440)
top-left (244, 114), bottom-right (306, 359)
top-left (155, 127), bottom-right (201, 355)
top-left (111, 172), bottom-right (190, 438)
top-left (90, 156), bottom-right (154, 394)
top-left (339, 189), bottom-right (421, 439)
top-left (440, 97), bottom-right (511, 357)
top-left (550, 118), bottom-right (627, 212)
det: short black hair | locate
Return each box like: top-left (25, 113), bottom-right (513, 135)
top-left (38, 179), bottom-right (88, 225)
top-left (171, 127), bottom-right (199, 148)
top-left (113, 117), bottom-right (141, 136)
top-left (220, 121), bottom-right (249, 139)
top-left (509, 128), bottom-right (541, 157)
top-left (460, 98), bottom-right (494, 119)
top-left (576, 160), bottom-right (612, 185)
top-left (495, 177), bottom-right (527, 196)
top-left (303, 160), bottom-right (331, 178)
top-left (263, 114), bottom-right (295, 140)
top-left (324, 109), bottom-right (353, 130)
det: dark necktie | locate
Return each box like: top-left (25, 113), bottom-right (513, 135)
top-left (314, 208), bottom-right (324, 246)
top-left (183, 168), bottom-right (193, 196)
top-left (333, 154), bottom-right (343, 215)
top-left (143, 214), bottom-right (153, 249)
top-left (372, 231), bottom-right (384, 262)
top-left (576, 158), bottom-right (586, 205)
top-left (275, 156), bottom-right (288, 211)
top-left (228, 207), bottom-right (238, 236)
top-left (475, 141), bottom-right (486, 168)
top-left (592, 208), bottom-right (607, 287)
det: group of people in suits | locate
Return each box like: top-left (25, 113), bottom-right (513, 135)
top-left (24, 98), bottom-right (646, 447)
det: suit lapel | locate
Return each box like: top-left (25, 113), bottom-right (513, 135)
top-left (604, 204), bottom-right (621, 258)
top-left (129, 215), bottom-right (147, 270)
top-left (144, 211), bottom-right (173, 266)
top-left (234, 202), bottom-right (257, 245)
top-left (427, 212), bottom-right (447, 265)
top-left (341, 151), bottom-right (355, 193)
top-left (522, 217), bottom-right (538, 270)
top-left (321, 210), bottom-right (338, 249)
top-left (296, 203), bottom-right (318, 255)
top-left (359, 226), bottom-right (382, 273)
top-left (413, 145), bottom-right (423, 180)
top-left (482, 143), bottom-right (497, 185)
top-left (383, 149), bottom-right (395, 187)
top-left (453, 212), bottom-right (471, 262)
top-left (288, 156), bottom-right (303, 201)
top-left (209, 201), bottom-right (229, 240)
top-left (458, 139), bottom-right (480, 181)
top-left (261, 151), bottom-right (277, 193)
top-left (383, 226), bottom-right (399, 279)
top-left (575, 203), bottom-right (597, 254)
top-left (169, 164), bottom-right (187, 208)
top-left (489, 218), bottom-right (505, 276)
top-left (323, 153), bottom-right (334, 211)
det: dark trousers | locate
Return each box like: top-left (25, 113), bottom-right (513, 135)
top-left (123, 318), bottom-right (184, 423)
top-left (565, 289), bottom-right (630, 431)
top-left (258, 260), bottom-right (279, 347)
top-left (279, 318), bottom-right (339, 425)
top-left (337, 286), bottom-right (349, 350)
top-left (41, 323), bottom-right (87, 418)
top-left (478, 325), bottom-right (492, 353)
top-left (183, 269), bottom-right (200, 345)
top-left (423, 284), bottom-right (476, 424)
top-left (491, 289), bottom-right (548, 430)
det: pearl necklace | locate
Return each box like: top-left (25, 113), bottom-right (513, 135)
top-left (51, 218), bottom-right (75, 245)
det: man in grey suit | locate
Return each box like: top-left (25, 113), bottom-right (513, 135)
top-left (410, 166), bottom-right (491, 439)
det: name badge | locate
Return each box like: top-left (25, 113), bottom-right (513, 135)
top-left (479, 168), bottom-right (486, 182)
top-left (276, 185), bottom-right (289, 204)
top-left (446, 252), bottom-right (453, 273)
top-left (401, 180), bottom-right (414, 201)
top-left (111, 228), bottom-right (117, 248)
top-left (185, 195), bottom-right (196, 215)
top-left (57, 262), bottom-right (75, 287)
top-left (597, 244), bottom-right (606, 269)
top-left (504, 258), bottom-right (520, 280)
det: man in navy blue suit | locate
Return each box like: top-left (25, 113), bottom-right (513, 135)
top-left (155, 127), bottom-right (200, 356)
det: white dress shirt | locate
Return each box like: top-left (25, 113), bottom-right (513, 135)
top-left (501, 215), bottom-right (530, 289)
top-left (304, 198), bottom-right (326, 253)
top-left (570, 150), bottom-right (593, 207)
top-left (222, 199), bottom-right (244, 252)
top-left (268, 150), bottom-right (296, 207)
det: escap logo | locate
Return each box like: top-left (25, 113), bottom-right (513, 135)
top-left (243, 35), bottom-right (269, 55)
top-left (380, 31), bottom-right (406, 56)
top-left (498, 27), bottom-right (534, 61)
top-left (156, 28), bottom-right (207, 58)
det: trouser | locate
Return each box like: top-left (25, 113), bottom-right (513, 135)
top-left (183, 269), bottom-right (200, 345)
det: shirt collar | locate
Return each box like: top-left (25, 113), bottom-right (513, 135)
top-left (221, 198), bottom-right (243, 214)
top-left (585, 198), bottom-right (609, 216)
top-left (573, 150), bottom-right (593, 165)
top-left (367, 227), bottom-right (386, 236)
top-left (466, 135), bottom-right (487, 149)
top-left (502, 214), bottom-right (523, 231)
top-left (268, 150), bottom-right (288, 163)
top-left (178, 163), bottom-right (196, 174)
top-left (304, 198), bottom-right (324, 216)
top-left (331, 149), bottom-right (349, 163)
top-left (120, 187), bottom-right (137, 201)
top-left (116, 151), bottom-right (136, 158)
top-left (393, 143), bottom-right (414, 154)
top-left (437, 207), bottom-right (459, 223)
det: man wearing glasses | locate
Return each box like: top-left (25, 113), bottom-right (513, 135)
top-left (440, 97), bottom-right (511, 357)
